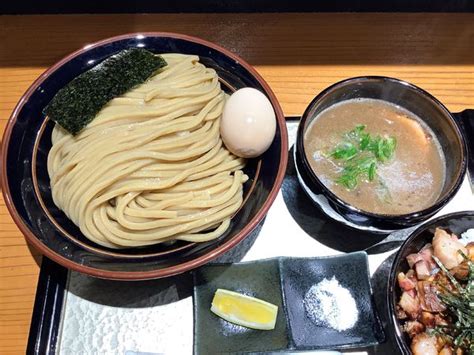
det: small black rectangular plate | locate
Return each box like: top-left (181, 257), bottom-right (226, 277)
top-left (193, 259), bottom-right (289, 354)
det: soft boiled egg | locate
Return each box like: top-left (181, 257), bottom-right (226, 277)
top-left (220, 88), bottom-right (276, 158)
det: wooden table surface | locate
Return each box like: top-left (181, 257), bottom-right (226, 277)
top-left (0, 13), bottom-right (473, 354)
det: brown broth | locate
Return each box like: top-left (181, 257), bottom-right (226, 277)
top-left (304, 98), bottom-right (445, 215)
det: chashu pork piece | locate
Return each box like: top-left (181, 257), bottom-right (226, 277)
top-left (432, 228), bottom-right (467, 270)
top-left (411, 333), bottom-right (438, 355)
top-left (399, 291), bottom-right (421, 319)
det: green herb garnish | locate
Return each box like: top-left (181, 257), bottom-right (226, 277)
top-left (430, 253), bottom-right (474, 353)
top-left (45, 48), bottom-right (167, 135)
top-left (329, 125), bottom-right (396, 190)
top-left (335, 156), bottom-right (377, 190)
top-left (330, 142), bottom-right (358, 160)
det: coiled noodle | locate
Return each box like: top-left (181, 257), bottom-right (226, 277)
top-left (47, 53), bottom-right (248, 248)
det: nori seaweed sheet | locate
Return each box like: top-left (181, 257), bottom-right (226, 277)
top-left (44, 48), bottom-right (167, 135)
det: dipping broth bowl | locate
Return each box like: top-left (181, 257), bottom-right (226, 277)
top-left (294, 76), bottom-right (467, 232)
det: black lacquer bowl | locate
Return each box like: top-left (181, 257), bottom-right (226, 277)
top-left (388, 211), bottom-right (474, 354)
top-left (295, 76), bottom-right (468, 232)
top-left (1, 33), bottom-right (288, 280)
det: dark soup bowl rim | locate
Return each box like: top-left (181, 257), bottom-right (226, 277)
top-left (0, 32), bottom-right (289, 280)
top-left (387, 210), bottom-right (474, 354)
top-left (296, 75), bottom-right (467, 225)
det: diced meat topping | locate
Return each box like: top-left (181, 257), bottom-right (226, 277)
top-left (414, 260), bottom-right (431, 280)
top-left (433, 228), bottom-right (467, 269)
top-left (466, 242), bottom-right (474, 261)
top-left (450, 262), bottom-right (468, 279)
top-left (398, 272), bottom-right (416, 291)
top-left (411, 333), bottom-right (438, 355)
top-left (419, 243), bottom-right (437, 269)
top-left (420, 311), bottom-right (436, 328)
top-left (403, 320), bottom-right (425, 338)
top-left (399, 291), bottom-right (421, 319)
top-left (407, 252), bottom-right (424, 268)
top-left (397, 228), bottom-right (470, 355)
top-left (418, 281), bottom-right (446, 313)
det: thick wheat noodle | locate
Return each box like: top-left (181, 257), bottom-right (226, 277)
top-left (47, 53), bottom-right (248, 248)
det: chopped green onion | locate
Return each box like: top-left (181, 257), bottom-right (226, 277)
top-left (328, 125), bottom-right (397, 190)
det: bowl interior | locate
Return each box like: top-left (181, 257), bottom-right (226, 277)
top-left (300, 77), bottom-right (465, 215)
top-left (3, 34), bottom-right (287, 278)
top-left (388, 211), bottom-right (474, 354)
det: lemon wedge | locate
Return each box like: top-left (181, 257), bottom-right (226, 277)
top-left (210, 289), bottom-right (278, 330)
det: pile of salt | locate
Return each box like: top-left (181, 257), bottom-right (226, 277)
top-left (303, 276), bottom-right (358, 332)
